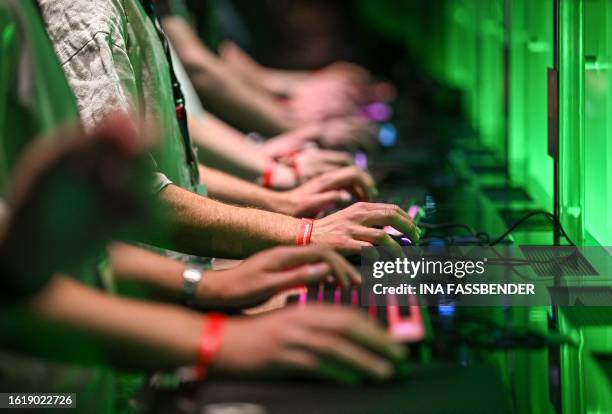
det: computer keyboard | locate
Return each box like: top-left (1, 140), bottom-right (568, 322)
top-left (293, 204), bottom-right (426, 342)
top-left (287, 284), bottom-right (426, 343)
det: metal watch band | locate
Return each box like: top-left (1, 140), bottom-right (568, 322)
top-left (182, 265), bottom-right (204, 305)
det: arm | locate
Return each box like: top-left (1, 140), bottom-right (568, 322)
top-left (107, 242), bottom-right (186, 302)
top-left (190, 116), bottom-right (353, 187)
top-left (218, 40), bottom-right (310, 97)
top-left (199, 164), bottom-right (286, 211)
top-left (155, 184), bottom-right (298, 258)
top-left (198, 165), bottom-right (362, 218)
top-left (189, 114), bottom-right (294, 185)
top-left (162, 16), bottom-right (295, 135)
top-left (154, 184), bottom-right (420, 258)
top-left (108, 243), bottom-right (359, 310)
top-left (2, 275), bottom-right (203, 370)
top-left (3, 275), bottom-right (404, 383)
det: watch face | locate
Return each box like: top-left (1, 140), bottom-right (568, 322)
top-left (184, 268), bottom-right (202, 283)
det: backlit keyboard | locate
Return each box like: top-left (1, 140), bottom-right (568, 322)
top-left (288, 284), bottom-right (426, 343)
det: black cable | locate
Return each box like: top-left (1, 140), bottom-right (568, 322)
top-left (420, 211), bottom-right (576, 247)
top-left (488, 210), bottom-right (576, 246)
top-left (420, 222), bottom-right (478, 237)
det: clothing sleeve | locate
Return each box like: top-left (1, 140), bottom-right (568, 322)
top-left (59, 36), bottom-right (137, 133)
top-left (38, 0), bottom-right (174, 192)
top-left (152, 172), bottom-right (173, 193)
top-left (38, 0), bottom-right (136, 131)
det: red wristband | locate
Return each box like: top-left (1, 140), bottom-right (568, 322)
top-left (278, 151), bottom-right (301, 185)
top-left (197, 313), bottom-right (226, 373)
top-left (261, 160), bottom-right (276, 189)
top-left (296, 218), bottom-right (314, 245)
top-left (290, 160), bottom-right (300, 184)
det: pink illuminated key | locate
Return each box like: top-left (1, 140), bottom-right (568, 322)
top-left (368, 292), bottom-right (378, 320)
top-left (351, 288), bottom-right (359, 306)
top-left (316, 283), bottom-right (324, 302)
top-left (334, 286), bottom-right (341, 305)
top-left (298, 287), bottom-right (308, 307)
top-left (386, 294), bottom-right (425, 342)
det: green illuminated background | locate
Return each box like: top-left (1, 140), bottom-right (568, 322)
top-left (359, 1), bottom-right (612, 413)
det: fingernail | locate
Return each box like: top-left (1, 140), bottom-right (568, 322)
top-left (308, 263), bottom-right (330, 276)
top-left (339, 191), bottom-right (352, 202)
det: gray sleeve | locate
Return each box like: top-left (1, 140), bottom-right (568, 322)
top-left (39, 0), bottom-right (138, 132)
top-left (152, 172), bottom-right (173, 194)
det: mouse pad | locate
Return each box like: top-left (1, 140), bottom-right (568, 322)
top-left (143, 362), bottom-right (513, 414)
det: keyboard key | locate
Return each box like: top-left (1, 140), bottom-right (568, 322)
top-left (323, 284), bottom-right (335, 303)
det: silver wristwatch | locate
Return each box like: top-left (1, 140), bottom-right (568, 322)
top-left (182, 265), bottom-right (204, 304)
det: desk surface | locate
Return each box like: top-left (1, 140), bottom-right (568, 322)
top-left (143, 362), bottom-right (513, 414)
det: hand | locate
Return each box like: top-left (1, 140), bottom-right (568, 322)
top-left (284, 147), bottom-right (353, 184)
top-left (318, 117), bottom-right (378, 151)
top-left (311, 202), bottom-right (422, 255)
top-left (320, 61), bottom-right (372, 85)
top-left (197, 246), bottom-right (360, 310)
top-left (276, 166), bottom-right (378, 217)
top-left (212, 304), bottom-right (406, 384)
top-left (290, 76), bottom-right (362, 123)
top-left (1, 113), bottom-right (154, 281)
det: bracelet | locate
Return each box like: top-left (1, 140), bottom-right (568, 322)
top-left (197, 313), bottom-right (226, 375)
top-left (278, 151), bottom-right (301, 185)
top-left (296, 218), bottom-right (314, 245)
top-left (291, 162), bottom-right (300, 184)
top-left (261, 160), bottom-right (276, 189)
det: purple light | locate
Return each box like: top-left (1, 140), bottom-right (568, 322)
top-left (361, 102), bottom-right (392, 122)
top-left (354, 151), bottom-right (368, 169)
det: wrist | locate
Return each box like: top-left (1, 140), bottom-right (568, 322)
top-left (273, 163), bottom-right (298, 189)
top-left (269, 191), bottom-right (300, 216)
top-left (296, 218), bottom-right (314, 245)
top-left (259, 160), bottom-right (297, 190)
top-left (181, 265), bottom-right (205, 306)
top-left (194, 313), bottom-right (226, 378)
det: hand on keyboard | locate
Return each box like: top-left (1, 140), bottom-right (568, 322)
top-left (196, 246), bottom-right (360, 310)
top-left (213, 304), bottom-right (406, 384)
top-left (311, 202), bottom-right (421, 255)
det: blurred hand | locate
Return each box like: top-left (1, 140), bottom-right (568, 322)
top-left (284, 148), bottom-right (353, 183)
top-left (197, 246), bottom-right (360, 309)
top-left (213, 304), bottom-right (406, 384)
top-left (320, 61), bottom-right (372, 85)
top-left (290, 75), bottom-right (362, 123)
top-left (1, 112), bottom-right (154, 281)
top-left (277, 166), bottom-right (377, 217)
top-left (318, 117), bottom-right (378, 151)
top-left (311, 202), bottom-right (421, 255)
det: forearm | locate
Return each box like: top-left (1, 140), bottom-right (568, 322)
top-left (2, 275), bottom-right (203, 370)
top-left (108, 242), bottom-right (186, 301)
top-left (218, 41), bottom-right (310, 96)
top-left (157, 185), bottom-right (298, 258)
top-left (162, 16), bottom-right (294, 135)
top-left (199, 165), bottom-right (286, 212)
top-left (259, 124), bottom-right (322, 158)
top-left (189, 114), bottom-right (266, 181)
top-left (191, 68), bottom-right (294, 135)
